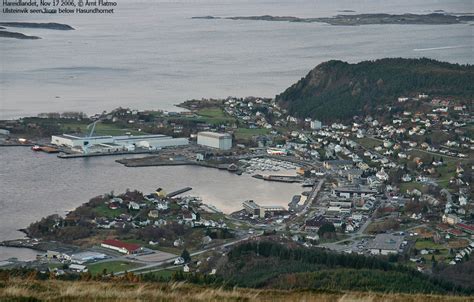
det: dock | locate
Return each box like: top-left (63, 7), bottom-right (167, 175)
top-left (252, 174), bottom-right (303, 183)
top-left (166, 187), bottom-right (192, 198)
top-left (58, 150), bottom-right (158, 158)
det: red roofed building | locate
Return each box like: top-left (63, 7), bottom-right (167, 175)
top-left (101, 239), bottom-right (141, 254)
top-left (436, 223), bottom-right (450, 232)
top-left (448, 229), bottom-right (464, 237)
top-left (456, 223), bottom-right (474, 235)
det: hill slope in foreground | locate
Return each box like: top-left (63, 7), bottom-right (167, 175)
top-left (276, 58), bottom-right (473, 122)
top-left (1, 279), bottom-right (473, 302)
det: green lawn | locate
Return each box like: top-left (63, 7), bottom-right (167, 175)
top-left (415, 239), bottom-right (450, 263)
top-left (194, 107), bottom-right (235, 125)
top-left (23, 117), bottom-right (143, 136)
top-left (435, 160), bottom-right (458, 188)
top-left (355, 137), bottom-right (381, 149)
top-left (93, 204), bottom-right (123, 219)
top-left (399, 182), bottom-right (426, 193)
top-left (234, 128), bottom-right (270, 140)
top-left (87, 261), bottom-right (141, 275)
top-left (60, 122), bottom-right (143, 136)
top-left (415, 239), bottom-right (445, 250)
top-left (201, 212), bottom-right (226, 221)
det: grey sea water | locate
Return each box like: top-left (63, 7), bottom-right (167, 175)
top-left (0, 0), bottom-right (472, 119)
top-left (0, 0), bottom-right (472, 260)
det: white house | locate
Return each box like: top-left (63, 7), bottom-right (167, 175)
top-left (69, 264), bottom-right (88, 273)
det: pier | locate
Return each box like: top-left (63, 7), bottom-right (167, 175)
top-left (252, 174), bottom-right (303, 183)
top-left (166, 187), bottom-right (192, 198)
top-left (58, 150), bottom-right (158, 159)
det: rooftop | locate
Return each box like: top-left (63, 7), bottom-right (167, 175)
top-left (102, 239), bottom-right (141, 252)
top-left (243, 200), bottom-right (260, 210)
top-left (198, 131), bottom-right (232, 139)
top-left (54, 134), bottom-right (170, 141)
top-left (369, 234), bottom-right (404, 251)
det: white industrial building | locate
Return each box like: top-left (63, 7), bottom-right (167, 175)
top-left (197, 131), bottom-right (232, 150)
top-left (51, 134), bottom-right (188, 153)
top-left (310, 120), bottom-right (322, 130)
top-left (70, 251), bottom-right (107, 264)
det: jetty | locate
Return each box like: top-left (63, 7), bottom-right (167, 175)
top-left (166, 187), bottom-right (192, 198)
top-left (252, 174), bottom-right (303, 183)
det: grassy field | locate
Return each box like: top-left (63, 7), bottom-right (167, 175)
top-left (1, 279), bottom-right (472, 302)
top-left (60, 122), bottom-right (144, 136)
top-left (435, 160), bottom-right (459, 188)
top-left (92, 203), bottom-right (123, 219)
top-left (195, 107), bottom-right (235, 125)
top-left (415, 239), bottom-right (446, 250)
top-left (24, 117), bottom-right (144, 136)
top-left (87, 261), bottom-right (141, 275)
top-left (399, 182), bottom-right (427, 193)
top-left (355, 137), bottom-right (382, 149)
top-left (415, 239), bottom-right (450, 263)
top-left (234, 127), bottom-right (270, 140)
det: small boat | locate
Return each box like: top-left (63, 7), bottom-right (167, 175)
top-left (31, 145), bottom-right (60, 153)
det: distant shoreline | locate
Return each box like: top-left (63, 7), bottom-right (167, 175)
top-left (193, 13), bottom-right (474, 26)
top-left (0, 22), bottom-right (74, 30)
top-left (0, 22), bottom-right (74, 40)
top-left (0, 30), bottom-right (41, 40)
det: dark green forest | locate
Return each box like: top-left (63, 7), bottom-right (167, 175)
top-left (276, 58), bottom-right (473, 121)
top-left (216, 241), bottom-right (473, 295)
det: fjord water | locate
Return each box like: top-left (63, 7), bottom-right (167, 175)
top-left (1, 0), bottom-right (473, 118)
top-left (0, 147), bottom-right (302, 260)
top-left (0, 0), bottom-right (473, 260)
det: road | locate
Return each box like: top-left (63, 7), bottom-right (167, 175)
top-left (301, 178), bottom-right (326, 215)
top-left (114, 233), bottom-right (262, 275)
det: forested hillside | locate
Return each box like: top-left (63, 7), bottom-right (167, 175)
top-left (276, 58), bottom-right (473, 121)
top-left (216, 241), bottom-right (473, 295)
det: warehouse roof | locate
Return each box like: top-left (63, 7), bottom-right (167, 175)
top-left (198, 131), bottom-right (231, 139)
top-left (102, 239), bottom-right (141, 253)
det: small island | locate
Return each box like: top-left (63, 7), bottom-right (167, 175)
top-left (0, 22), bottom-right (74, 30)
top-left (0, 22), bottom-right (74, 40)
top-left (193, 13), bottom-right (474, 26)
top-left (0, 30), bottom-right (41, 40)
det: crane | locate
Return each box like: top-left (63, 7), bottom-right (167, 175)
top-left (82, 120), bottom-right (99, 154)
